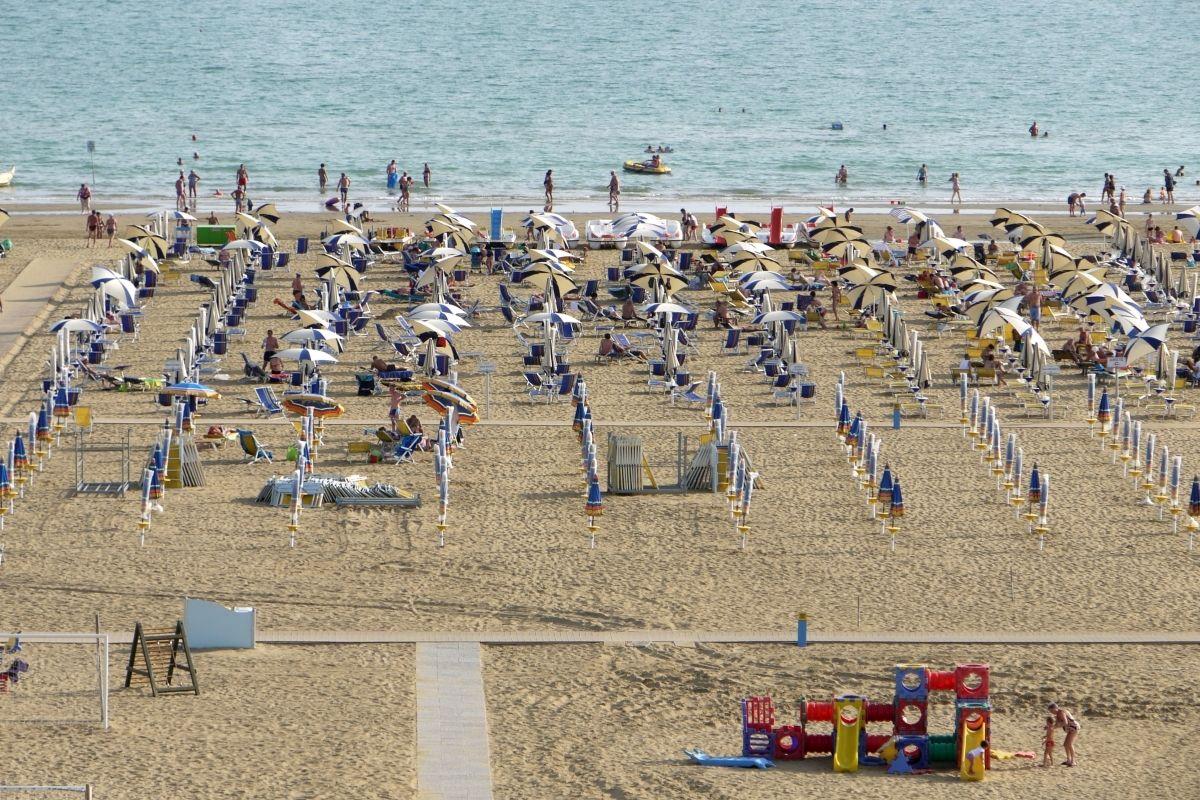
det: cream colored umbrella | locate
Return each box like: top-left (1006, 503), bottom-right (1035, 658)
top-left (327, 219), bottom-right (364, 236)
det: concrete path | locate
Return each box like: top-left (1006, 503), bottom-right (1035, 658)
top-left (415, 642), bottom-right (495, 800)
top-left (255, 629), bottom-right (1200, 645)
top-left (0, 256), bottom-right (78, 364)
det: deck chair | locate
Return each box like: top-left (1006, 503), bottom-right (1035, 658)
top-left (670, 381), bottom-right (705, 406)
top-left (242, 386), bottom-right (284, 417)
top-left (524, 371), bottom-right (553, 401)
top-left (720, 328), bottom-right (742, 355)
top-left (237, 429), bottom-right (274, 464)
top-left (391, 434), bottom-right (424, 464)
top-left (771, 374), bottom-right (797, 405)
top-left (554, 372), bottom-right (578, 401)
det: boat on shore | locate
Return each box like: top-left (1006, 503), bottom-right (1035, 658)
top-left (0, 166), bottom-right (15, 187)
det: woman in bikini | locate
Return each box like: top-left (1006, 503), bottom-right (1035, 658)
top-left (1048, 702), bottom-right (1080, 766)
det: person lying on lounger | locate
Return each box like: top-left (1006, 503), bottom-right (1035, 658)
top-left (598, 333), bottom-right (645, 361)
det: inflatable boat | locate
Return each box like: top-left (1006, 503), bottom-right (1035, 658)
top-left (623, 159), bottom-right (671, 175)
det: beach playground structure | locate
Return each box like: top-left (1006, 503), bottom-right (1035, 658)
top-left (740, 663), bottom-right (992, 780)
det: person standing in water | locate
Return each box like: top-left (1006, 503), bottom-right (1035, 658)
top-left (1029, 121), bottom-right (1039, 137)
top-left (386, 159), bottom-right (398, 190)
top-left (916, 164), bottom-right (927, 185)
top-left (337, 172), bottom-right (350, 210)
top-left (187, 169), bottom-right (200, 203)
top-left (543, 169), bottom-right (555, 211)
top-left (423, 162), bottom-right (431, 188)
top-left (318, 163), bottom-right (328, 192)
top-left (607, 171), bottom-right (620, 212)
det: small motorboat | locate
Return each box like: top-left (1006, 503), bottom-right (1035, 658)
top-left (623, 159), bottom-right (671, 175)
top-left (0, 166), bottom-right (14, 187)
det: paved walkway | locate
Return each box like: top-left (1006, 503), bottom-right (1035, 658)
top-left (0, 256), bottom-right (78, 366)
top-left (256, 629), bottom-right (1200, 645)
top-left (415, 642), bottom-right (495, 800)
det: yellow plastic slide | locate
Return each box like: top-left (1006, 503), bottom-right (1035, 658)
top-left (959, 719), bottom-right (988, 781)
top-left (832, 696), bottom-right (864, 773)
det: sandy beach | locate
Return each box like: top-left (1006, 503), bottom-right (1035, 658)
top-left (1, 201), bottom-right (1198, 798)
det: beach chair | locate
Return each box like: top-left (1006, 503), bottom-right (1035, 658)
top-left (245, 386), bottom-right (284, 417)
top-left (237, 429), bottom-right (274, 464)
top-left (391, 434), bottom-right (424, 464)
top-left (670, 381), bottom-right (705, 406)
top-left (554, 372), bottom-right (578, 401)
top-left (500, 305), bottom-right (518, 326)
top-left (720, 328), bottom-right (742, 356)
top-left (771, 373), bottom-right (798, 405)
top-left (499, 284), bottom-right (528, 312)
top-left (524, 371), bottom-right (553, 402)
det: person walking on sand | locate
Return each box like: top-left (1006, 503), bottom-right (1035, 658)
top-left (337, 172), bottom-right (350, 209)
top-left (543, 169), bottom-right (555, 211)
top-left (77, 183), bottom-right (92, 213)
top-left (423, 162), bottom-right (431, 188)
top-left (949, 172), bottom-right (962, 206)
top-left (608, 170), bottom-right (620, 212)
top-left (85, 210), bottom-right (99, 246)
top-left (105, 213), bottom-right (117, 247)
top-left (1047, 702), bottom-right (1080, 766)
top-left (318, 163), bottom-right (328, 192)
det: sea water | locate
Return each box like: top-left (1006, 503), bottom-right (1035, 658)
top-left (0, 0), bottom-right (1193, 212)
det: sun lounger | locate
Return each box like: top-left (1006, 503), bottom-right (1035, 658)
top-left (237, 429), bottom-right (274, 464)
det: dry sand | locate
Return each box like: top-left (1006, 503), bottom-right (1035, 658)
top-left (0, 206), bottom-right (1196, 797)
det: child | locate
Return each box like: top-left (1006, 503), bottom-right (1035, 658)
top-left (1042, 714), bottom-right (1056, 767)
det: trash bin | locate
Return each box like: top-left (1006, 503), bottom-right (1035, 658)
top-left (213, 330), bottom-right (228, 355)
top-left (297, 237), bottom-right (309, 254)
top-left (120, 313), bottom-right (136, 334)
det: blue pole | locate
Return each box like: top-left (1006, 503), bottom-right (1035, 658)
top-left (892, 402), bottom-right (901, 430)
top-left (796, 613), bottom-right (808, 647)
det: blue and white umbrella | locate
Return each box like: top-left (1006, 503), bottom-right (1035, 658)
top-left (1124, 323), bottom-right (1170, 364)
top-left (50, 318), bottom-right (104, 334)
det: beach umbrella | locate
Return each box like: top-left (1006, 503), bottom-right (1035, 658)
top-left (927, 236), bottom-right (971, 257)
top-left (325, 232), bottom-right (369, 252)
top-left (411, 302), bottom-right (468, 317)
top-left (1040, 244), bottom-right (1077, 271)
top-left (837, 400), bottom-right (851, 438)
top-left (530, 248), bottom-right (582, 264)
top-left (163, 381), bottom-right (220, 400)
top-left (642, 302), bottom-right (690, 317)
top-left (1174, 206), bottom-right (1200, 237)
top-left (617, 216), bottom-right (672, 241)
top-left (115, 238), bottom-right (161, 271)
top-left (584, 473), bottom-right (603, 547)
top-left (296, 309), bottom-right (340, 328)
top-left (405, 317), bottom-right (462, 337)
top-left (729, 252), bottom-right (785, 272)
top-left (327, 219), bottom-right (363, 236)
top-left (49, 318), bottom-right (104, 334)
top-left (1053, 269), bottom-right (1105, 293)
top-left (1125, 323), bottom-right (1170, 364)
top-left (837, 262), bottom-right (881, 285)
top-left (889, 478), bottom-right (904, 518)
top-left (628, 260), bottom-right (685, 280)
top-left (424, 390), bottom-right (479, 424)
top-left (846, 282), bottom-right (893, 311)
top-left (877, 464), bottom-right (894, 508)
top-left (524, 311), bottom-right (581, 326)
top-left (976, 306), bottom-right (1030, 338)
top-left (630, 272), bottom-right (687, 296)
top-left (423, 378), bottom-right (475, 407)
top-left (281, 394), bottom-right (344, 418)
top-left (99, 277), bottom-right (138, 309)
top-left (1096, 389), bottom-right (1111, 426)
top-left (275, 347), bottom-right (338, 364)
top-left (314, 253), bottom-right (354, 271)
top-left (751, 309), bottom-right (804, 325)
top-left (221, 238), bottom-right (268, 252)
top-left (1027, 463), bottom-right (1041, 504)
top-left (410, 310), bottom-right (470, 329)
top-left (282, 327), bottom-right (343, 345)
top-left (722, 240), bottom-right (774, 257)
top-left (315, 264), bottom-right (362, 292)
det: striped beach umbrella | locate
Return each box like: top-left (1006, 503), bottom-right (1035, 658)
top-left (1189, 476), bottom-right (1200, 517)
top-left (878, 464), bottom-right (894, 509)
top-left (12, 433), bottom-right (27, 471)
top-left (837, 400), bottom-right (851, 438)
top-left (1028, 463), bottom-right (1041, 504)
top-left (35, 405), bottom-right (51, 443)
top-left (585, 473), bottom-right (603, 548)
top-left (1096, 389), bottom-right (1110, 426)
top-left (889, 479), bottom-right (904, 519)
